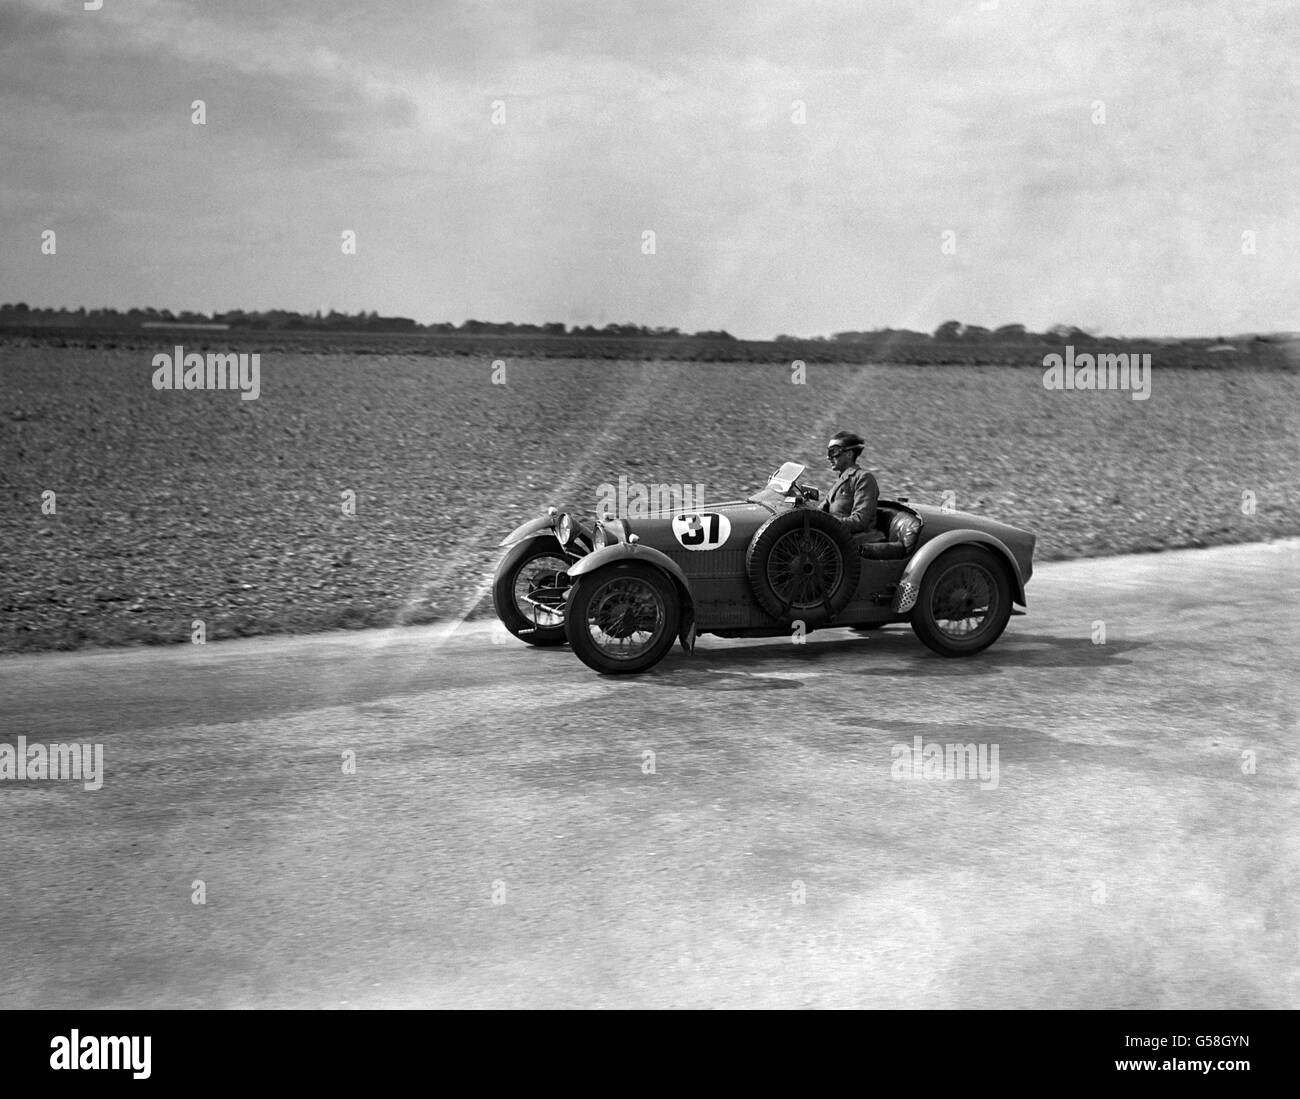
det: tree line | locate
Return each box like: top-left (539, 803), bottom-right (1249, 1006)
top-left (0, 303), bottom-right (1270, 344)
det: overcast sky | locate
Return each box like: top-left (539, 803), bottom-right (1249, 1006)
top-left (1, 0), bottom-right (1296, 337)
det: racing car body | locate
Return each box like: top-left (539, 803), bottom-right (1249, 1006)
top-left (493, 462), bottom-right (1035, 675)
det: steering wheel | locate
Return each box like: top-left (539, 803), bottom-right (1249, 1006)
top-left (791, 480), bottom-right (820, 503)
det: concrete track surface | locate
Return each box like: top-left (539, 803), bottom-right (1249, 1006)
top-left (1, 541), bottom-right (1296, 1008)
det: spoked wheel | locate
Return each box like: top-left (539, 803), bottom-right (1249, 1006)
top-left (565, 562), bottom-right (680, 675)
top-left (491, 537), bottom-right (573, 646)
top-left (909, 546), bottom-right (1012, 656)
top-left (769, 527), bottom-right (843, 604)
top-left (745, 509), bottom-right (858, 626)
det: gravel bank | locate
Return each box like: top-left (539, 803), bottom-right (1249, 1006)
top-left (2, 348), bottom-right (1296, 653)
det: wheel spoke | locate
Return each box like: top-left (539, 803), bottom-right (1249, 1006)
top-left (766, 529), bottom-right (842, 610)
top-left (931, 563), bottom-right (996, 638)
top-left (584, 576), bottom-right (665, 659)
top-left (514, 556), bottom-right (571, 627)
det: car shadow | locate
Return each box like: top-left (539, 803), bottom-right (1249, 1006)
top-left (633, 628), bottom-right (1151, 686)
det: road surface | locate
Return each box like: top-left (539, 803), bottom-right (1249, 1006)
top-left (1, 540), bottom-right (1296, 1008)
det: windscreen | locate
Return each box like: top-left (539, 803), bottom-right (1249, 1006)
top-left (766, 462), bottom-right (806, 493)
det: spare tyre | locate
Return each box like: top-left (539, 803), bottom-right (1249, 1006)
top-left (745, 508), bottom-right (860, 626)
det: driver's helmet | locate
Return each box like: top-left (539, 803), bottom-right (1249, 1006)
top-left (827, 431), bottom-right (865, 459)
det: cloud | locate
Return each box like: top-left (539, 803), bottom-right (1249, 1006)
top-left (1, 0), bottom-right (1295, 334)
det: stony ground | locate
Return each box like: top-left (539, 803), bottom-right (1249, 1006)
top-left (1, 344), bottom-right (1297, 652)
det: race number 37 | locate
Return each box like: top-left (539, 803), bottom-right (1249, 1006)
top-left (672, 512), bottom-right (731, 550)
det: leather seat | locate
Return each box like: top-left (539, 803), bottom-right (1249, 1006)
top-left (857, 508), bottom-right (921, 561)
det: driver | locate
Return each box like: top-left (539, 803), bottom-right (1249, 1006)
top-left (822, 430), bottom-right (884, 543)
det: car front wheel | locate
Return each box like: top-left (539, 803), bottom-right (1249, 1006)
top-left (909, 546), bottom-right (1012, 656)
top-left (565, 562), bottom-right (680, 675)
top-left (491, 536), bottom-right (573, 646)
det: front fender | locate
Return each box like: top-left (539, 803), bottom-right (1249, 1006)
top-left (893, 530), bottom-right (1028, 613)
top-left (499, 515), bottom-right (556, 548)
top-left (567, 544), bottom-right (695, 602)
top-left (568, 544), bottom-right (697, 656)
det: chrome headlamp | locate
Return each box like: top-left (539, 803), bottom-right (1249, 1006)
top-left (554, 512), bottom-right (573, 546)
top-left (591, 521), bottom-right (607, 549)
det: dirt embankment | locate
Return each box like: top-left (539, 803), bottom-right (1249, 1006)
top-left (2, 346), bottom-right (1296, 653)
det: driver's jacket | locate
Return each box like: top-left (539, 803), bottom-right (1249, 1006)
top-left (822, 464), bottom-right (879, 536)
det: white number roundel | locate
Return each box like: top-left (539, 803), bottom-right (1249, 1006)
top-left (671, 512), bottom-right (730, 550)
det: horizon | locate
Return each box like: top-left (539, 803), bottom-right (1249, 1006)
top-left (1, 301), bottom-right (1294, 343)
top-left (2, 0), bottom-right (1296, 339)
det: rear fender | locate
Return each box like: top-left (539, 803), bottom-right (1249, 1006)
top-left (894, 531), bottom-right (1027, 613)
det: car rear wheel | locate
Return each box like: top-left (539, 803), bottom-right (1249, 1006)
top-left (565, 562), bottom-right (680, 675)
top-left (491, 537), bottom-right (573, 646)
top-left (909, 546), bottom-right (1012, 656)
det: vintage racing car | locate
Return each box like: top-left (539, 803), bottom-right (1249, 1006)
top-left (492, 462), bottom-right (1035, 675)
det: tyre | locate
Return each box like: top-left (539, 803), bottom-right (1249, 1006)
top-left (491, 536), bottom-right (573, 646)
top-left (909, 545), bottom-right (1012, 656)
top-left (745, 508), bottom-right (860, 626)
top-left (564, 562), bottom-right (680, 675)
